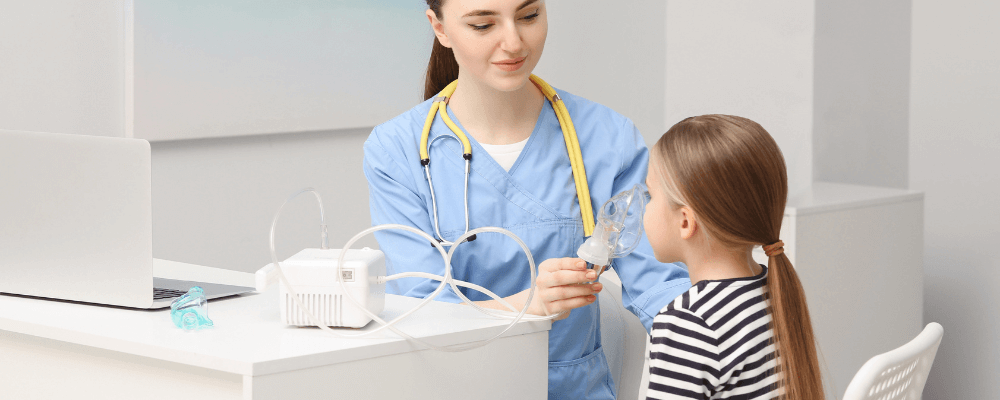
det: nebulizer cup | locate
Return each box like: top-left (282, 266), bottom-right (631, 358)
top-left (576, 183), bottom-right (649, 275)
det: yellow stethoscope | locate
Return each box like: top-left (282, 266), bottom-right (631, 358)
top-left (419, 74), bottom-right (595, 246)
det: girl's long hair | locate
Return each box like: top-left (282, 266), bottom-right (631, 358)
top-left (651, 115), bottom-right (824, 399)
top-left (424, 0), bottom-right (460, 100)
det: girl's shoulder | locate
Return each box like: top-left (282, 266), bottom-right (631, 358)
top-left (657, 266), bottom-right (769, 321)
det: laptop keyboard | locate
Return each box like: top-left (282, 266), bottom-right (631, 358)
top-left (153, 287), bottom-right (188, 300)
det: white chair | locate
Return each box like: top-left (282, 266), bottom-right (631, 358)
top-left (843, 322), bottom-right (944, 400)
top-left (598, 269), bottom-right (650, 400)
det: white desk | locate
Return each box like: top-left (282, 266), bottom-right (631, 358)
top-left (0, 263), bottom-right (551, 400)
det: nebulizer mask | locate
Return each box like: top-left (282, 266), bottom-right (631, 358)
top-left (577, 183), bottom-right (650, 277)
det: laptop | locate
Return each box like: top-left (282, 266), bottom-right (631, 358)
top-left (0, 130), bottom-right (254, 309)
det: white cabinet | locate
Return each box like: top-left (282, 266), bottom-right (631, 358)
top-left (751, 182), bottom-right (924, 399)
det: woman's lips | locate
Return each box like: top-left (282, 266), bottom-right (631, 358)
top-left (494, 57), bottom-right (526, 72)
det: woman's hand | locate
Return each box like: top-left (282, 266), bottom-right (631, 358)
top-left (527, 257), bottom-right (603, 321)
top-left (472, 258), bottom-right (604, 321)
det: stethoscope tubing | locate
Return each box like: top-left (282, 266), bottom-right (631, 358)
top-left (420, 75), bottom-right (595, 242)
top-left (423, 157), bottom-right (471, 247)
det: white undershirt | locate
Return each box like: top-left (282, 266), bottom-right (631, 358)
top-left (479, 137), bottom-right (529, 172)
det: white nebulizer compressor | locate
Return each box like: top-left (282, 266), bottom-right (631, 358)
top-left (258, 247), bottom-right (385, 328)
top-left (263, 187), bottom-right (564, 352)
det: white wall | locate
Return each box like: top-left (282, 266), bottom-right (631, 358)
top-left (148, 1), bottom-right (670, 274)
top-left (150, 128), bottom-right (376, 273)
top-left (133, 0), bottom-right (429, 141)
top-left (814, 0), bottom-right (911, 189)
top-left (664, 1), bottom-right (815, 197)
top-left (0, 0), bottom-right (133, 137)
top-left (910, 0), bottom-right (1000, 397)
top-left (536, 0), bottom-right (667, 148)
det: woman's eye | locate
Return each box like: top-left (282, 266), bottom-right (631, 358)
top-left (469, 10), bottom-right (536, 31)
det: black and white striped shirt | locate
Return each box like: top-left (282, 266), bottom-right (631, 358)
top-left (647, 266), bottom-right (782, 399)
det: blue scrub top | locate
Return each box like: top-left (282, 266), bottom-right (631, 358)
top-left (363, 87), bottom-right (691, 400)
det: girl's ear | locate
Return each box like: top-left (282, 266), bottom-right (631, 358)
top-left (426, 9), bottom-right (452, 48)
top-left (679, 206), bottom-right (698, 240)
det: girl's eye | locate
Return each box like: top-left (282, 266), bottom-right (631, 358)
top-left (469, 23), bottom-right (493, 31)
top-left (522, 12), bottom-right (539, 21)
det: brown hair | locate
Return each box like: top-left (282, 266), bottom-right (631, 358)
top-left (650, 115), bottom-right (824, 399)
top-left (424, 0), bottom-right (460, 100)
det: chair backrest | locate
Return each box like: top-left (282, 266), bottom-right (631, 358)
top-left (842, 322), bottom-right (944, 400)
top-left (598, 269), bottom-right (649, 400)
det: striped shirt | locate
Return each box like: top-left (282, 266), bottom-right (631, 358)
top-left (647, 266), bottom-right (782, 399)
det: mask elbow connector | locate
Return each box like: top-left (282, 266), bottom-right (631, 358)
top-left (577, 183), bottom-right (649, 269)
top-left (577, 230), bottom-right (611, 267)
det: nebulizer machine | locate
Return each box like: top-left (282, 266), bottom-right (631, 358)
top-left (255, 184), bottom-right (648, 351)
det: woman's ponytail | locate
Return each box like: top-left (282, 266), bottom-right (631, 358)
top-left (424, 1), bottom-right (459, 100)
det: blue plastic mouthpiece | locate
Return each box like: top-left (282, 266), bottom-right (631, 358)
top-left (170, 286), bottom-right (214, 330)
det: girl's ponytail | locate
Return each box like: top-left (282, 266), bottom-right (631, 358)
top-left (764, 242), bottom-right (825, 399)
top-left (424, 1), bottom-right (459, 100)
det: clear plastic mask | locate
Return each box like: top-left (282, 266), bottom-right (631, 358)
top-left (577, 183), bottom-right (650, 267)
top-left (170, 286), bottom-right (214, 330)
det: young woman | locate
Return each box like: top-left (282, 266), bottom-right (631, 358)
top-left (643, 115), bottom-right (824, 399)
top-left (362, 1), bottom-right (690, 398)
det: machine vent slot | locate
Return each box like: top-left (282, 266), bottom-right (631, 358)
top-left (286, 293), bottom-right (343, 326)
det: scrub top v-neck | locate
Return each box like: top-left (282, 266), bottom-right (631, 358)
top-left (479, 137), bottom-right (529, 172)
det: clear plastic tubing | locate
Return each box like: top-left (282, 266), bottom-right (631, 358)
top-left (269, 188), bottom-right (562, 353)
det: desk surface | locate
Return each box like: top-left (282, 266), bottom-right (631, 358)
top-left (0, 263), bottom-right (551, 377)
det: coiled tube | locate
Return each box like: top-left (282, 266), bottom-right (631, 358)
top-left (269, 188), bottom-right (562, 353)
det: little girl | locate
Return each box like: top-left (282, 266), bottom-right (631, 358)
top-left (642, 115), bottom-right (823, 399)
